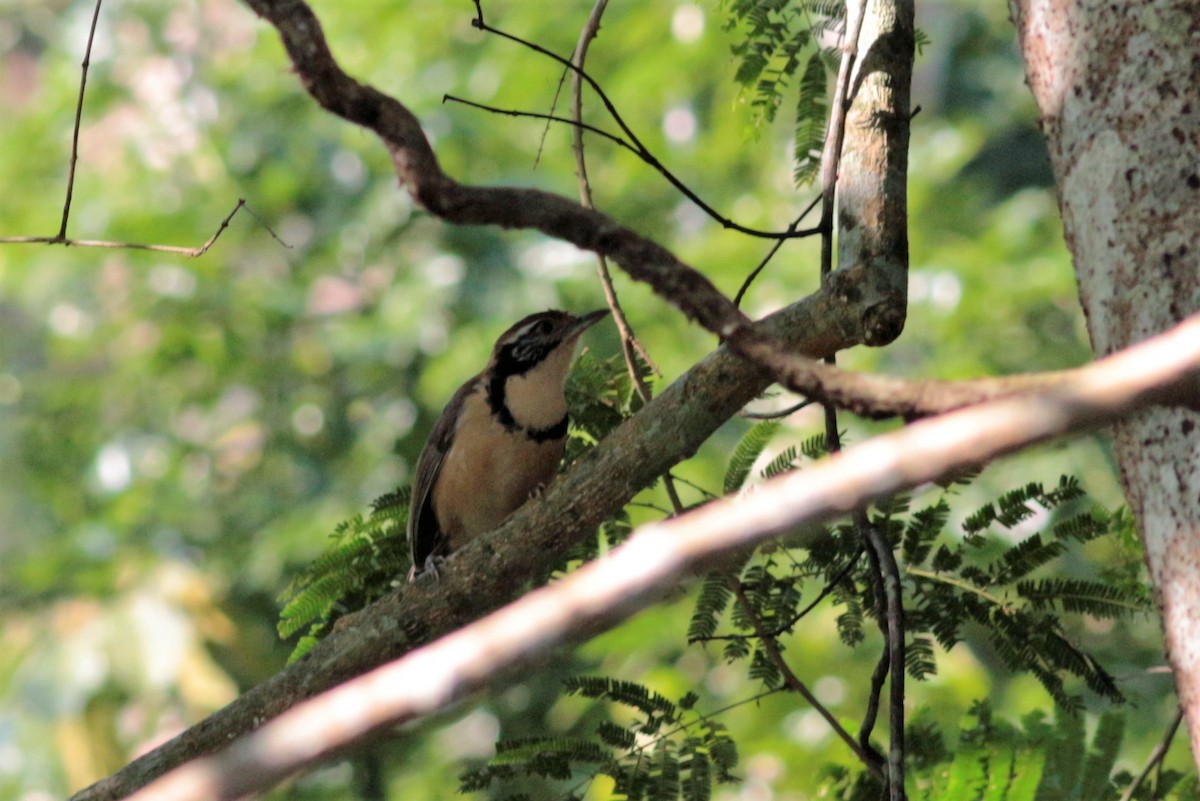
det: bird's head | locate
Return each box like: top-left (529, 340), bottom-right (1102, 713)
top-left (486, 309), bottom-right (607, 430)
top-left (490, 308), bottom-right (608, 380)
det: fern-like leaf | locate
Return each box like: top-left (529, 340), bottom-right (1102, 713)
top-left (799, 431), bottom-right (830, 460)
top-left (689, 572), bottom-right (734, 642)
top-left (1016, 578), bottom-right (1147, 617)
top-left (989, 534), bottom-right (1067, 585)
top-left (792, 50), bottom-right (829, 186)
top-left (906, 635), bottom-right (937, 680)
top-left (760, 445), bottom-right (798, 480)
top-left (725, 421), bottom-right (780, 493)
top-left (564, 677), bottom-right (679, 726)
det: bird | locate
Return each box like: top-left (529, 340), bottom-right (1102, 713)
top-left (406, 308), bottom-right (608, 580)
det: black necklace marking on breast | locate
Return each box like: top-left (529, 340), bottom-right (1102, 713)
top-left (486, 373), bottom-right (569, 443)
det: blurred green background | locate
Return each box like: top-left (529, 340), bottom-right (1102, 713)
top-left (0, 0), bottom-right (1185, 798)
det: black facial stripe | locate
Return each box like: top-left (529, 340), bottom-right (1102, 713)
top-left (496, 341), bottom-right (553, 377)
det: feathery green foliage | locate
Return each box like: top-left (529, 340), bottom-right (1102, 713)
top-left (276, 488), bottom-right (411, 662)
top-left (793, 50), bottom-right (830, 185)
top-left (564, 349), bottom-right (651, 461)
top-left (903, 478), bottom-right (1147, 709)
top-left (461, 677), bottom-right (739, 801)
top-left (722, 0), bottom-right (844, 187)
top-left (811, 701), bottom-right (1192, 801)
top-left (696, 440), bottom-right (1143, 713)
top-left (723, 420), bottom-right (780, 494)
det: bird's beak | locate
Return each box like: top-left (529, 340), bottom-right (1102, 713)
top-left (569, 308), bottom-right (609, 338)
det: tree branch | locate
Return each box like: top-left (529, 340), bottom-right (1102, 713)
top-left (114, 312), bottom-right (1200, 801)
top-left (833, 0), bottom-right (914, 346)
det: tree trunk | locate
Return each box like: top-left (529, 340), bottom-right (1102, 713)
top-left (1011, 0), bottom-right (1200, 766)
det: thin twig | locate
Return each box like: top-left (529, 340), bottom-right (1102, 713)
top-left (469, 0), bottom-right (819, 242)
top-left (1119, 707), bottom-right (1183, 801)
top-left (1, 199), bottom-right (286, 256)
top-left (444, 95), bottom-right (631, 151)
top-left (692, 547), bottom-right (863, 642)
top-left (859, 649), bottom-right (889, 758)
top-left (568, 0), bottom-right (682, 515)
top-left (857, 514), bottom-right (890, 764)
top-left (533, 64), bottom-right (572, 170)
top-left (863, 518), bottom-right (905, 801)
top-left (740, 397), bottom-right (816, 419)
top-left (817, 0), bottom-right (869, 268)
top-left (665, 473), bottom-right (717, 501)
top-left (567, 0), bottom-right (658, 379)
top-left (58, 0), bottom-right (105, 240)
top-left (726, 574), bottom-right (887, 780)
top-left (733, 193), bottom-right (823, 308)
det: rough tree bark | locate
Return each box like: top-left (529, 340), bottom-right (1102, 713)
top-left (1011, 0), bottom-right (1200, 767)
top-left (834, 0), bottom-right (913, 346)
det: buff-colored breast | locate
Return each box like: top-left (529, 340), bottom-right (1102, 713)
top-left (432, 389), bottom-right (565, 551)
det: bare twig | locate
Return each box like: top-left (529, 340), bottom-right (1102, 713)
top-left (739, 398), bottom-right (816, 422)
top-left (0, 199), bottom-right (286, 256)
top-left (567, 0), bottom-right (658, 381)
top-left (859, 649), bottom-right (889, 758)
top-left (1118, 707), bottom-right (1184, 801)
top-left (443, 94), bottom-right (631, 151)
top-left (568, 0), bottom-right (681, 514)
top-left (732, 194), bottom-right (823, 309)
top-left (818, 0), bottom-right (869, 273)
top-left (862, 519), bottom-right (905, 801)
top-left (468, 1), bottom-right (819, 242)
top-left (58, 0), bottom-right (105, 239)
top-left (740, 398), bottom-right (816, 419)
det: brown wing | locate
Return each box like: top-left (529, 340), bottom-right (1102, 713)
top-left (407, 375), bottom-right (479, 574)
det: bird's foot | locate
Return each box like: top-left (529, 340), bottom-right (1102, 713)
top-left (407, 555), bottom-right (445, 583)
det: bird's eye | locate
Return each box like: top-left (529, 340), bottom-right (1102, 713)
top-left (534, 320), bottom-right (554, 335)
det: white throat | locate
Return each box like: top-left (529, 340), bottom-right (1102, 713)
top-left (502, 342), bottom-right (576, 430)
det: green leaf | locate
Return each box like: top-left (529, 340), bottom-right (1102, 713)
top-left (724, 421), bottom-right (780, 493)
top-left (793, 50), bottom-right (829, 186)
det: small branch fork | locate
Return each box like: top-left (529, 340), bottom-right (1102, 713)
top-left (0, 0), bottom-right (282, 256)
top-left (1, 199), bottom-right (287, 257)
top-left (466, 1), bottom-right (819, 243)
